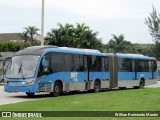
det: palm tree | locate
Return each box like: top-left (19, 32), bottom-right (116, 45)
top-left (45, 23), bottom-right (104, 51)
top-left (18, 31), bottom-right (29, 43)
top-left (24, 26), bottom-right (39, 44)
top-left (75, 23), bottom-right (101, 49)
top-left (107, 34), bottom-right (128, 53)
top-left (57, 23), bottom-right (74, 46)
top-left (76, 23), bottom-right (89, 33)
top-left (75, 23), bottom-right (89, 47)
top-left (106, 34), bottom-right (136, 53)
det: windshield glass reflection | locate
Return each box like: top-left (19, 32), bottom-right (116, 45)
top-left (6, 55), bottom-right (39, 78)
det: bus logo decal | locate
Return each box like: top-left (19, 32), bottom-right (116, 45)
top-left (71, 72), bottom-right (78, 82)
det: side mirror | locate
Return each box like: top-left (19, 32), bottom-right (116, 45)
top-left (42, 58), bottom-right (46, 67)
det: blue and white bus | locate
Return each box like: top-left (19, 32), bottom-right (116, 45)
top-left (4, 46), bottom-right (158, 96)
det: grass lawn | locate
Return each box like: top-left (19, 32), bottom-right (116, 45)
top-left (0, 88), bottom-right (160, 120)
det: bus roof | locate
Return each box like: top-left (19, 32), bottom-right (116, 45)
top-left (15, 45), bottom-right (102, 56)
top-left (14, 46), bottom-right (156, 60)
top-left (15, 46), bottom-right (58, 56)
top-left (117, 53), bottom-right (156, 60)
top-left (59, 47), bottom-right (101, 55)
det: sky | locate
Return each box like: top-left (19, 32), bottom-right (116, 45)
top-left (0, 0), bottom-right (160, 44)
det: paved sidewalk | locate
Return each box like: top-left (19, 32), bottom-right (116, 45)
top-left (145, 81), bottom-right (160, 88)
top-left (0, 86), bottom-right (40, 105)
top-left (0, 83), bottom-right (4, 86)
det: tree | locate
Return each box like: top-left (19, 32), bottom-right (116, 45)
top-left (45, 23), bottom-right (74, 47)
top-left (45, 23), bottom-right (104, 51)
top-left (18, 31), bottom-right (29, 43)
top-left (106, 34), bottom-right (136, 53)
top-left (153, 44), bottom-right (160, 60)
top-left (145, 6), bottom-right (160, 42)
top-left (73, 23), bottom-right (103, 50)
top-left (145, 6), bottom-right (160, 59)
top-left (58, 23), bottom-right (75, 47)
top-left (24, 26), bottom-right (39, 43)
top-left (74, 23), bottom-right (90, 48)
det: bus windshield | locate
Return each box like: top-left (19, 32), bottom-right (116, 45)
top-left (6, 55), bottom-right (40, 78)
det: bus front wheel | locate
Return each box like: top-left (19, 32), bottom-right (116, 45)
top-left (139, 79), bottom-right (145, 88)
top-left (26, 92), bottom-right (35, 97)
top-left (94, 80), bottom-right (100, 92)
top-left (52, 82), bottom-right (62, 97)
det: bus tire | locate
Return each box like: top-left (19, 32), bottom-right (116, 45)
top-left (133, 86), bottom-right (139, 89)
top-left (52, 82), bottom-right (62, 97)
top-left (139, 79), bottom-right (145, 88)
top-left (94, 80), bottom-right (100, 92)
top-left (26, 92), bottom-right (35, 97)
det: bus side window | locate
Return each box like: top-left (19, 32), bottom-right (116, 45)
top-left (104, 57), bottom-right (109, 72)
top-left (88, 56), bottom-right (92, 71)
top-left (152, 60), bottom-right (157, 72)
top-left (65, 54), bottom-right (74, 71)
top-left (50, 53), bottom-right (65, 73)
top-left (83, 56), bottom-right (88, 71)
top-left (136, 60), bottom-right (149, 72)
top-left (118, 58), bottom-right (132, 72)
top-left (79, 55), bottom-right (84, 71)
top-left (72, 55), bottom-right (80, 71)
top-left (92, 56), bottom-right (102, 71)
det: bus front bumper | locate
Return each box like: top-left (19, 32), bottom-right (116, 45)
top-left (4, 84), bottom-right (36, 93)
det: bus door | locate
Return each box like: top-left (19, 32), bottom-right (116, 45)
top-left (149, 60), bottom-right (156, 79)
top-left (83, 55), bottom-right (93, 90)
top-left (83, 55), bottom-right (88, 82)
top-left (92, 56), bottom-right (103, 81)
top-left (109, 53), bottom-right (118, 88)
top-left (133, 59), bottom-right (138, 80)
top-left (101, 56), bottom-right (110, 88)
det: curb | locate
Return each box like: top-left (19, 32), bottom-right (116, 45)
top-left (0, 83), bottom-right (4, 86)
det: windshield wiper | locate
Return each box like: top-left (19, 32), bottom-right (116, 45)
top-left (18, 64), bottom-right (25, 79)
top-left (18, 64), bottom-right (22, 75)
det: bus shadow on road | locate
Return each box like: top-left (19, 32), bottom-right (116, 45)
top-left (9, 93), bottom-right (52, 99)
top-left (10, 88), bottom-right (138, 99)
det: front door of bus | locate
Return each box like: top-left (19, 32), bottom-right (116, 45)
top-left (133, 59), bottom-right (137, 80)
top-left (83, 55), bottom-right (93, 90)
top-left (149, 60), bottom-right (155, 79)
top-left (83, 56), bottom-right (88, 81)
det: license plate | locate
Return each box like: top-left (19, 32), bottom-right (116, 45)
top-left (14, 88), bottom-right (18, 92)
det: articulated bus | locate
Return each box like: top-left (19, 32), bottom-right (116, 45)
top-left (4, 46), bottom-right (158, 96)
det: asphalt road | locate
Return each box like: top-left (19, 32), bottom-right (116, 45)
top-left (0, 86), bottom-right (51, 105)
top-left (0, 81), bottom-right (160, 105)
top-left (144, 81), bottom-right (160, 88)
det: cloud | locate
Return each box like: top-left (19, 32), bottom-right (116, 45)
top-left (0, 0), bottom-right (40, 9)
top-left (1, 0), bottom-right (159, 20)
top-left (45, 0), bottom-right (153, 19)
top-left (45, 0), bottom-right (130, 19)
top-left (0, 0), bottom-right (160, 43)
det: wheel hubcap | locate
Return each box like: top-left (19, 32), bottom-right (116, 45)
top-left (55, 86), bottom-right (59, 93)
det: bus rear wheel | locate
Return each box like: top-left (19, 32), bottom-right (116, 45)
top-left (52, 82), bottom-right (62, 97)
top-left (139, 79), bottom-right (145, 88)
top-left (26, 92), bottom-right (35, 97)
top-left (94, 80), bottom-right (100, 92)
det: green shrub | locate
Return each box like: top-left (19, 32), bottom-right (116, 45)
top-left (0, 41), bottom-right (30, 52)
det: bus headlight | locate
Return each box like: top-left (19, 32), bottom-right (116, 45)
top-left (4, 80), bottom-right (8, 85)
top-left (27, 80), bottom-right (34, 86)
